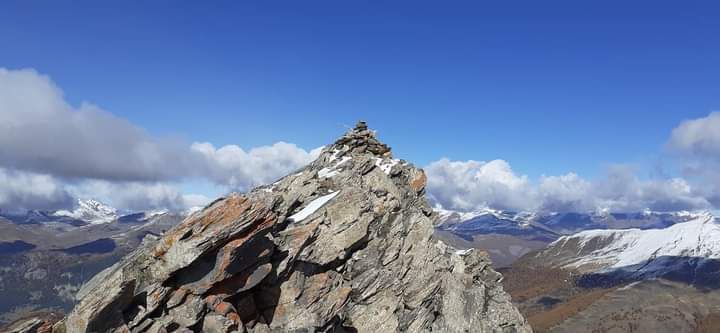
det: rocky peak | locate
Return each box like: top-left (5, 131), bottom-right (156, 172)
top-left (330, 120), bottom-right (392, 157)
top-left (53, 122), bottom-right (530, 333)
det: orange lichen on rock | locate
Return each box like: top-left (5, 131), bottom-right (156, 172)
top-left (198, 214), bottom-right (277, 289)
top-left (152, 195), bottom-right (261, 258)
top-left (197, 195), bottom-right (251, 229)
top-left (213, 301), bottom-right (236, 315)
top-left (225, 312), bottom-right (242, 326)
top-left (410, 170), bottom-right (427, 192)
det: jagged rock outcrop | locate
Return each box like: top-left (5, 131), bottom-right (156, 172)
top-left (3, 313), bottom-right (60, 333)
top-left (54, 122), bottom-right (531, 333)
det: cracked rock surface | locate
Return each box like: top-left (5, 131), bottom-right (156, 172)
top-left (53, 122), bottom-right (531, 333)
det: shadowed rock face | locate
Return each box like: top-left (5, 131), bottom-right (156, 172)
top-left (53, 122), bottom-right (531, 333)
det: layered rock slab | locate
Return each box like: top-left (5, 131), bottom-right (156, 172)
top-left (55, 122), bottom-right (530, 333)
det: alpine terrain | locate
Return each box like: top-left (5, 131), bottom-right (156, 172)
top-left (435, 208), bottom-right (703, 267)
top-left (0, 200), bottom-right (184, 327)
top-left (43, 122), bottom-right (531, 332)
top-left (500, 212), bottom-right (720, 332)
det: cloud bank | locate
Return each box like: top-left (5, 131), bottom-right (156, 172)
top-left (2, 67), bottom-right (719, 214)
top-left (0, 68), bottom-right (319, 211)
top-left (668, 112), bottom-right (720, 159)
top-left (667, 111), bottom-right (720, 207)
top-left (0, 68), bottom-right (195, 181)
top-left (191, 142), bottom-right (323, 190)
top-left (426, 159), bottom-right (711, 213)
top-left (0, 168), bottom-right (73, 212)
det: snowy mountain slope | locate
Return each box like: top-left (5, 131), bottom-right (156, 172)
top-left (2, 199), bottom-right (173, 227)
top-left (436, 207), bottom-right (537, 226)
top-left (435, 207), bottom-right (710, 267)
top-left (434, 208), bottom-right (556, 266)
top-left (436, 207), bottom-right (554, 240)
top-left (502, 212), bottom-right (720, 331)
top-left (116, 209), bottom-right (168, 224)
top-left (537, 212), bottom-right (720, 278)
top-left (0, 201), bottom-right (184, 251)
top-left (53, 199), bottom-right (118, 225)
top-left (0, 209), bottom-right (186, 325)
top-left (436, 207), bottom-right (706, 238)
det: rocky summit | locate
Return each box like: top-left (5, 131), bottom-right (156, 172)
top-left (52, 122), bottom-right (530, 333)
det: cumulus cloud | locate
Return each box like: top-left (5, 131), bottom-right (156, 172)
top-left (71, 181), bottom-right (212, 212)
top-left (0, 68), bottom-right (320, 187)
top-left (592, 165), bottom-right (710, 212)
top-left (0, 168), bottom-right (73, 212)
top-left (426, 159), bottom-right (711, 213)
top-left (427, 112), bottom-right (720, 213)
top-left (0, 68), bottom-right (195, 181)
top-left (425, 159), bottom-right (533, 211)
top-left (667, 112), bottom-right (720, 207)
top-left (537, 173), bottom-right (593, 212)
top-left (0, 68), bottom-right (321, 211)
top-left (3, 68), bottom-right (717, 214)
top-left (191, 142), bottom-right (322, 190)
top-left (668, 111), bottom-right (720, 159)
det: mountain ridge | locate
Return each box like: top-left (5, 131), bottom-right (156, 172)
top-left (53, 199), bottom-right (118, 225)
top-left (54, 121), bottom-right (531, 333)
top-left (435, 207), bottom-right (709, 267)
top-left (535, 212), bottom-right (720, 280)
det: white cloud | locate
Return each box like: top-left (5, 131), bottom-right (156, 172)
top-left (425, 158), bottom-right (533, 211)
top-left (0, 68), bottom-right (321, 187)
top-left (190, 142), bottom-right (322, 190)
top-left (0, 68), bottom-right (195, 181)
top-left (0, 168), bottom-right (73, 212)
top-left (592, 165), bottom-right (710, 212)
top-left (3, 68), bottom-right (718, 214)
top-left (426, 112), bottom-right (720, 213)
top-left (0, 68), bottom-right (321, 211)
top-left (70, 181), bottom-right (212, 212)
top-left (426, 159), bottom-right (710, 213)
top-left (182, 193), bottom-right (214, 209)
top-left (537, 173), bottom-right (594, 212)
top-left (667, 111), bottom-right (720, 207)
top-left (668, 111), bottom-right (720, 158)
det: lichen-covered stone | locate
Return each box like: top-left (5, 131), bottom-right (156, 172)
top-left (54, 122), bottom-right (531, 333)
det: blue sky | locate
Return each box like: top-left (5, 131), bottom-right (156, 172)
top-left (1, 1), bottom-right (720, 212)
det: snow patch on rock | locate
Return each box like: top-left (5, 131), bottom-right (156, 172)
top-left (288, 192), bottom-right (340, 222)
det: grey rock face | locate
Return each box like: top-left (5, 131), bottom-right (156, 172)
top-left (54, 122), bottom-right (531, 333)
top-left (3, 314), bottom-right (58, 333)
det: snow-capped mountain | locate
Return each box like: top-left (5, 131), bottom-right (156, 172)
top-left (0, 201), bottom-right (180, 262)
top-left (0, 199), bottom-right (183, 231)
top-left (502, 211), bottom-right (720, 332)
top-left (537, 212), bottom-right (720, 279)
top-left (436, 207), bottom-right (707, 238)
top-left (116, 209), bottom-right (168, 224)
top-left (434, 207), bottom-right (711, 267)
top-left (436, 207), bottom-right (537, 227)
top-left (53, 199), bottom-right (119, 225)
top-left (1, 199), bottom-right (174, 227)
top-left (0, 205), bottom-right (187, 322)
top-left (436, 207), bottom-right (555, 241)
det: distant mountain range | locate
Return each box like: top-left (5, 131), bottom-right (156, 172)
top-left (0, 200), bottom-right (187, 325)
top-left (53, 199), bottom-right (119, 225)
top-left (5, 195), bottom-right (719, 332)
top-left (434, 207), bottom-right (707, 267)
top-left (535, 212), bottom-right (720, 287)
top-left (431, 203), bottom-right (720, 332)
top-left (0, 199), bottom-right (187, 227)
top-left (492, 211), bottom-right (720, 332)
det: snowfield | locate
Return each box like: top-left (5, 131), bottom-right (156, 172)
top-left (551, 212), bottom-right (720, 272)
